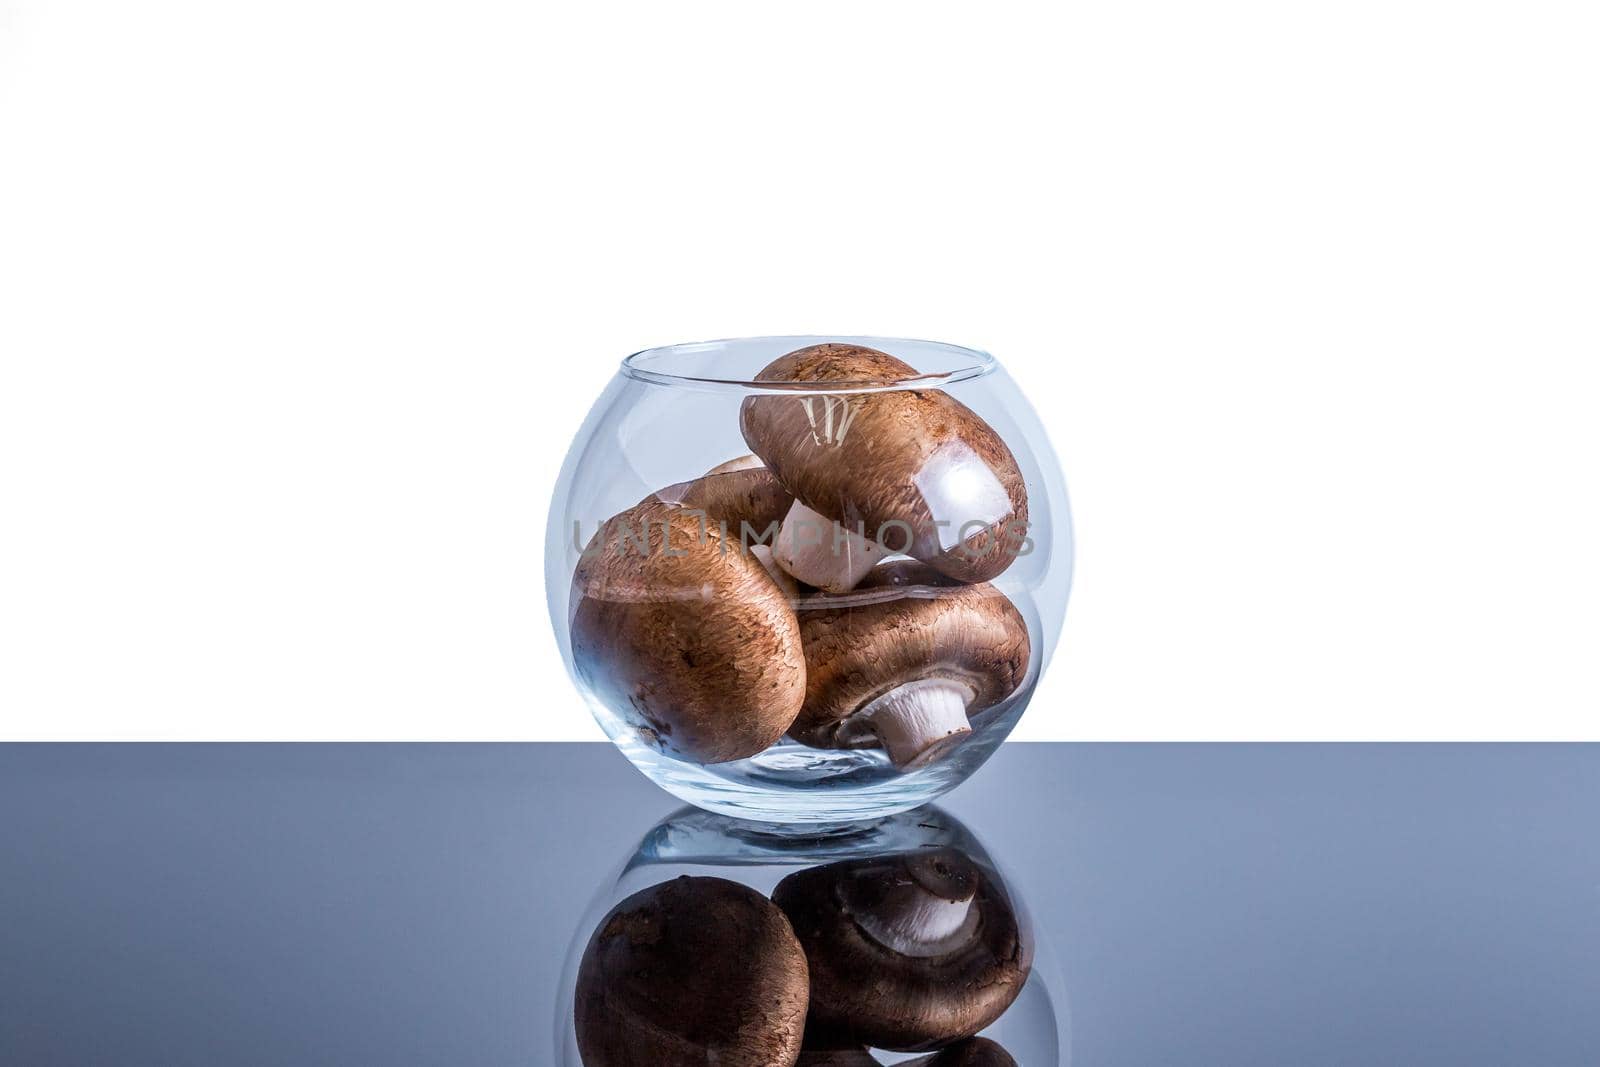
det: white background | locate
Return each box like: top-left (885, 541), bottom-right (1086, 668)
top-left (2, 1), bottom-right (1596, 740)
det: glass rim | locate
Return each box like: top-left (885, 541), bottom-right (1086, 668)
top-left (621, 335), bottom-right (997, 393)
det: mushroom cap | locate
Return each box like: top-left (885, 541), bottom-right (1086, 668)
top-left (571, 498), bottom-right (806, 763)
top-left (772, 849), bottom-right (1031, 1053)
top-left (911, 1038), bottom-right (1018, 1066)
top-left (575, 875), bottom-right (809, 1067)
top-left (739, 344), bottom-right (1029, 584)
top-left (650, 460), bottom-right (793, 540)
top-left (788, 561), bottom-right (1030, 750)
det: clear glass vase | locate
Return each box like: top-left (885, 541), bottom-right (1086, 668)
top-left (546, 337), bottom-right (1072, 822)
top-left (555, 806), bottom-right (1068, 1064)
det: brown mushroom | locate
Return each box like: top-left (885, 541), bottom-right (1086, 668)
top-left (790, 561), bottom-right (1030, 767)
top-left (647, 456), bottom-right (802, 601)
top-left (575, 875), bottom-right (810, 1066)
top-left (651, 454), bottom-right (793, 542)
top-left (571, 497), bottom-right (806, 763)
top-left (907, 1038), bottom-right (1018, 1066)
top-left (740, 343), bottom-right (1029, 592)
top-left (773, 848), bottom-right (1031, 1053)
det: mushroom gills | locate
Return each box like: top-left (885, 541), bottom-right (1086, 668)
top-left (772, 500), bottom-right (894, 593)
top-left (839, 678), bottom-right (977, 768)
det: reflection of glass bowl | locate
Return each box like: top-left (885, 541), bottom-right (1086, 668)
top-left (545, 337), bottom-right (1073, 822)
top-left (554, 806), bottom-right (1069, 1065)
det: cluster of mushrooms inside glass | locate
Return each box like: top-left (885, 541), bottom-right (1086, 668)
top-left (572, 343), bottom-right (1031, 769)
top-left (576, 849), bottom-right (1028, 1065)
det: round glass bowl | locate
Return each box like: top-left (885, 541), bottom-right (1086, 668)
top-left (546, 337), bottom-right (1072, 822)
top-left (555, 806), bottom-right (1068, 1065)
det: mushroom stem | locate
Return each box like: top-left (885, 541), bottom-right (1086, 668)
top-left (773, 500), bottom-right (892, 593)
top-left (851, 874), bottom-right (980, 958)
top-left (854, 679), bottom-right (975, 767)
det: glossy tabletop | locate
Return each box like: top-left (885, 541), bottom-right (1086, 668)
top-left (2, 743), bottom-right (1597, 1065)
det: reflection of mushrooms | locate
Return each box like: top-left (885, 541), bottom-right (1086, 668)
top-left (575, 876), bottom-right (809, 1066)
top-left (740, 344), bottom-right (1029, 592)
top-left (791, 561), bottom-right (1029, 767)
top-left (773, 849), bottom-right (1030, 1052)
top-left (571, 498), bottom-right (806, 763)
top-left (797, 1049), bottom-right (881, 1066)
top-left (908, 1038), bottom-right (1018, 1066)
top-left (796, 1018), bottom-right (882, 1064)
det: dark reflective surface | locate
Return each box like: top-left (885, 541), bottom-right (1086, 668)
top-left (3, 744), bottom-right (1599, 1065)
